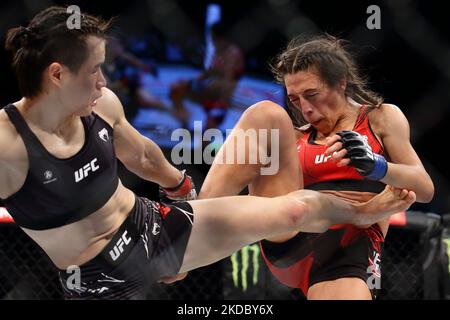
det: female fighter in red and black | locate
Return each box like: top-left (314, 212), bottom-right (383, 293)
top-left (199, 35), bottom-right (434, 299)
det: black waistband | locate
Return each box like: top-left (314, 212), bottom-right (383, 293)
top-left (305, 179), bottom-right (385, 193)
top-left (91, 203), bottom-right (141, 270)
top-left (58, 197), bottom-right (142, 279)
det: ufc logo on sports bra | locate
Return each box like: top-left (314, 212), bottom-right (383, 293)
top-left (314, 153), bottom-right (332, 164)
top-left (74, 158), bottom-right (100, 183)
top-left (109, 230), bottom-right (132, 261)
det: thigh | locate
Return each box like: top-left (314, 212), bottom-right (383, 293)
top-left (179, 194), bottom-right (300, 273)
top-left (248, 126), bottom-right (300, 197)
top-left (200, 100), bottom-right (300, 199)
top-left (147, 201), bottom-right (194, 279)
top-left (247, 122), bottom-right (300, 242)
top-left (307, 277), bottom-right (372, 300)
top-left (306, 225), bottom-right (384, 300)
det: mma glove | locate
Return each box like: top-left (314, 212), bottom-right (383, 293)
top-left (159, 170), bottom-right (197, 203)
top-left (336, 130), bottom-right (388, 180)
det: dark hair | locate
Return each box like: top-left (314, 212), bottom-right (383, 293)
top-left (5, 6), bottom-right (113, 98)
top-left (271, 34), bottom-right (383, 127)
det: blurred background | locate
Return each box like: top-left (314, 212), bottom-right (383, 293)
top-left (0, 0), bottom-right (449, 299)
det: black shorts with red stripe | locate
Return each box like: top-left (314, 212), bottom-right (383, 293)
top-left (58, 196), bottom-right (194, 299)
top-left (260, 223), bottom-right (384, 299)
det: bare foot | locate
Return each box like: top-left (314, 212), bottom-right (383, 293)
top-left (354, 185), bottom-right (416, 226)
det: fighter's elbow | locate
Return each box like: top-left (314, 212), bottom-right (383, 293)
top-left (417, 180), bottom-right (435, 203)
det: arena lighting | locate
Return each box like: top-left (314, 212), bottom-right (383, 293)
top-left (204, 3), bottom-right (221, 69)
top-left (0, 207), bottom-right (14, 223)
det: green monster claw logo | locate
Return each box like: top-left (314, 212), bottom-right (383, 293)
top-left (230, 244), bottom-right (260, 291)
top-left (443, 239), bottom-right (450, 274)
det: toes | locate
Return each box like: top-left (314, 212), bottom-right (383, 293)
top-left (407, 191), bottom-right (417, 203)
top-left (400, 189), bottom-right (408, 199)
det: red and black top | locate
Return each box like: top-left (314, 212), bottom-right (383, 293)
top-left (260, 105), bottom-right (386, 296)
top-left (298, 105), bottom-right (385, 192)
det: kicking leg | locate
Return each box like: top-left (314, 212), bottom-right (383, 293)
top-left (179, 186), bottom-right (415, 273)
top-left (161, 101), bottom-right (300, 283)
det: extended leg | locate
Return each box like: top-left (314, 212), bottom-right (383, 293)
top-left (179, 186), bottom-right (415, 273)
top-left (161, 101), bottom-right (301, 283)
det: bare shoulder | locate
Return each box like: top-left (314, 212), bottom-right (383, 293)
top-left (368, 103), bottom-right (409, 137)
top-left (369, 103), bottom-right (406, 122)
top-left (0, 110), bottom-right (22, 161)
top-left (93, 87), bottom-right (126, 128)
top-left (0, 109), bottom-right (29, 198)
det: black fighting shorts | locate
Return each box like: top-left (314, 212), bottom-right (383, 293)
top-left (260, 223), bottom-right (384, 299)
top-left (58, 196), bottom-right (194, 299)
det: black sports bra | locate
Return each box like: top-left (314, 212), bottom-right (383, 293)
top-left (2, 104), bottom-right (119, 230)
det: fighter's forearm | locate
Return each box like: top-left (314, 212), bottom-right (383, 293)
top-left (131, 138), bottom-right (182, 188)
top-left (381, 163), bottom-right (434, 203)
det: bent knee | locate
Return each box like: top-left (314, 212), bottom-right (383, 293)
top-left (242, 100), bottom-right (293, 129)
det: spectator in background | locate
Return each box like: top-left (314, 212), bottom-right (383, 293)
top-left (170, 22), bottom-right (245, 129)
top-left (105, 36), bottom-right (171, 121)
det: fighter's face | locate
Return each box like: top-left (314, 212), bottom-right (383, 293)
top-left (61, 36), bottom-right (107, 116)
top-left (284, 70), bottom-right (343, 133)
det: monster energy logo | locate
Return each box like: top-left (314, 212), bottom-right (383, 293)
top-left (230, 244), bottom-right (260, 291)
top-left (443, 239), bottom-right (450, 274)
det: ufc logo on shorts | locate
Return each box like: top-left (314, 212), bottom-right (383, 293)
top-left (74, 158), bottom-right (100, 182)
top-left (109, 230), bottom-right (132, 261)
top-left (367, 251), bottom-right (381, 290)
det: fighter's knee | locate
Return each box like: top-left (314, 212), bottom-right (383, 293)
top-left (242, 100), bottom-right (291, 127)
top-left (284, 191), bottom-right (329, 233)
top-left (279, 194), bottom-right (309, 230)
